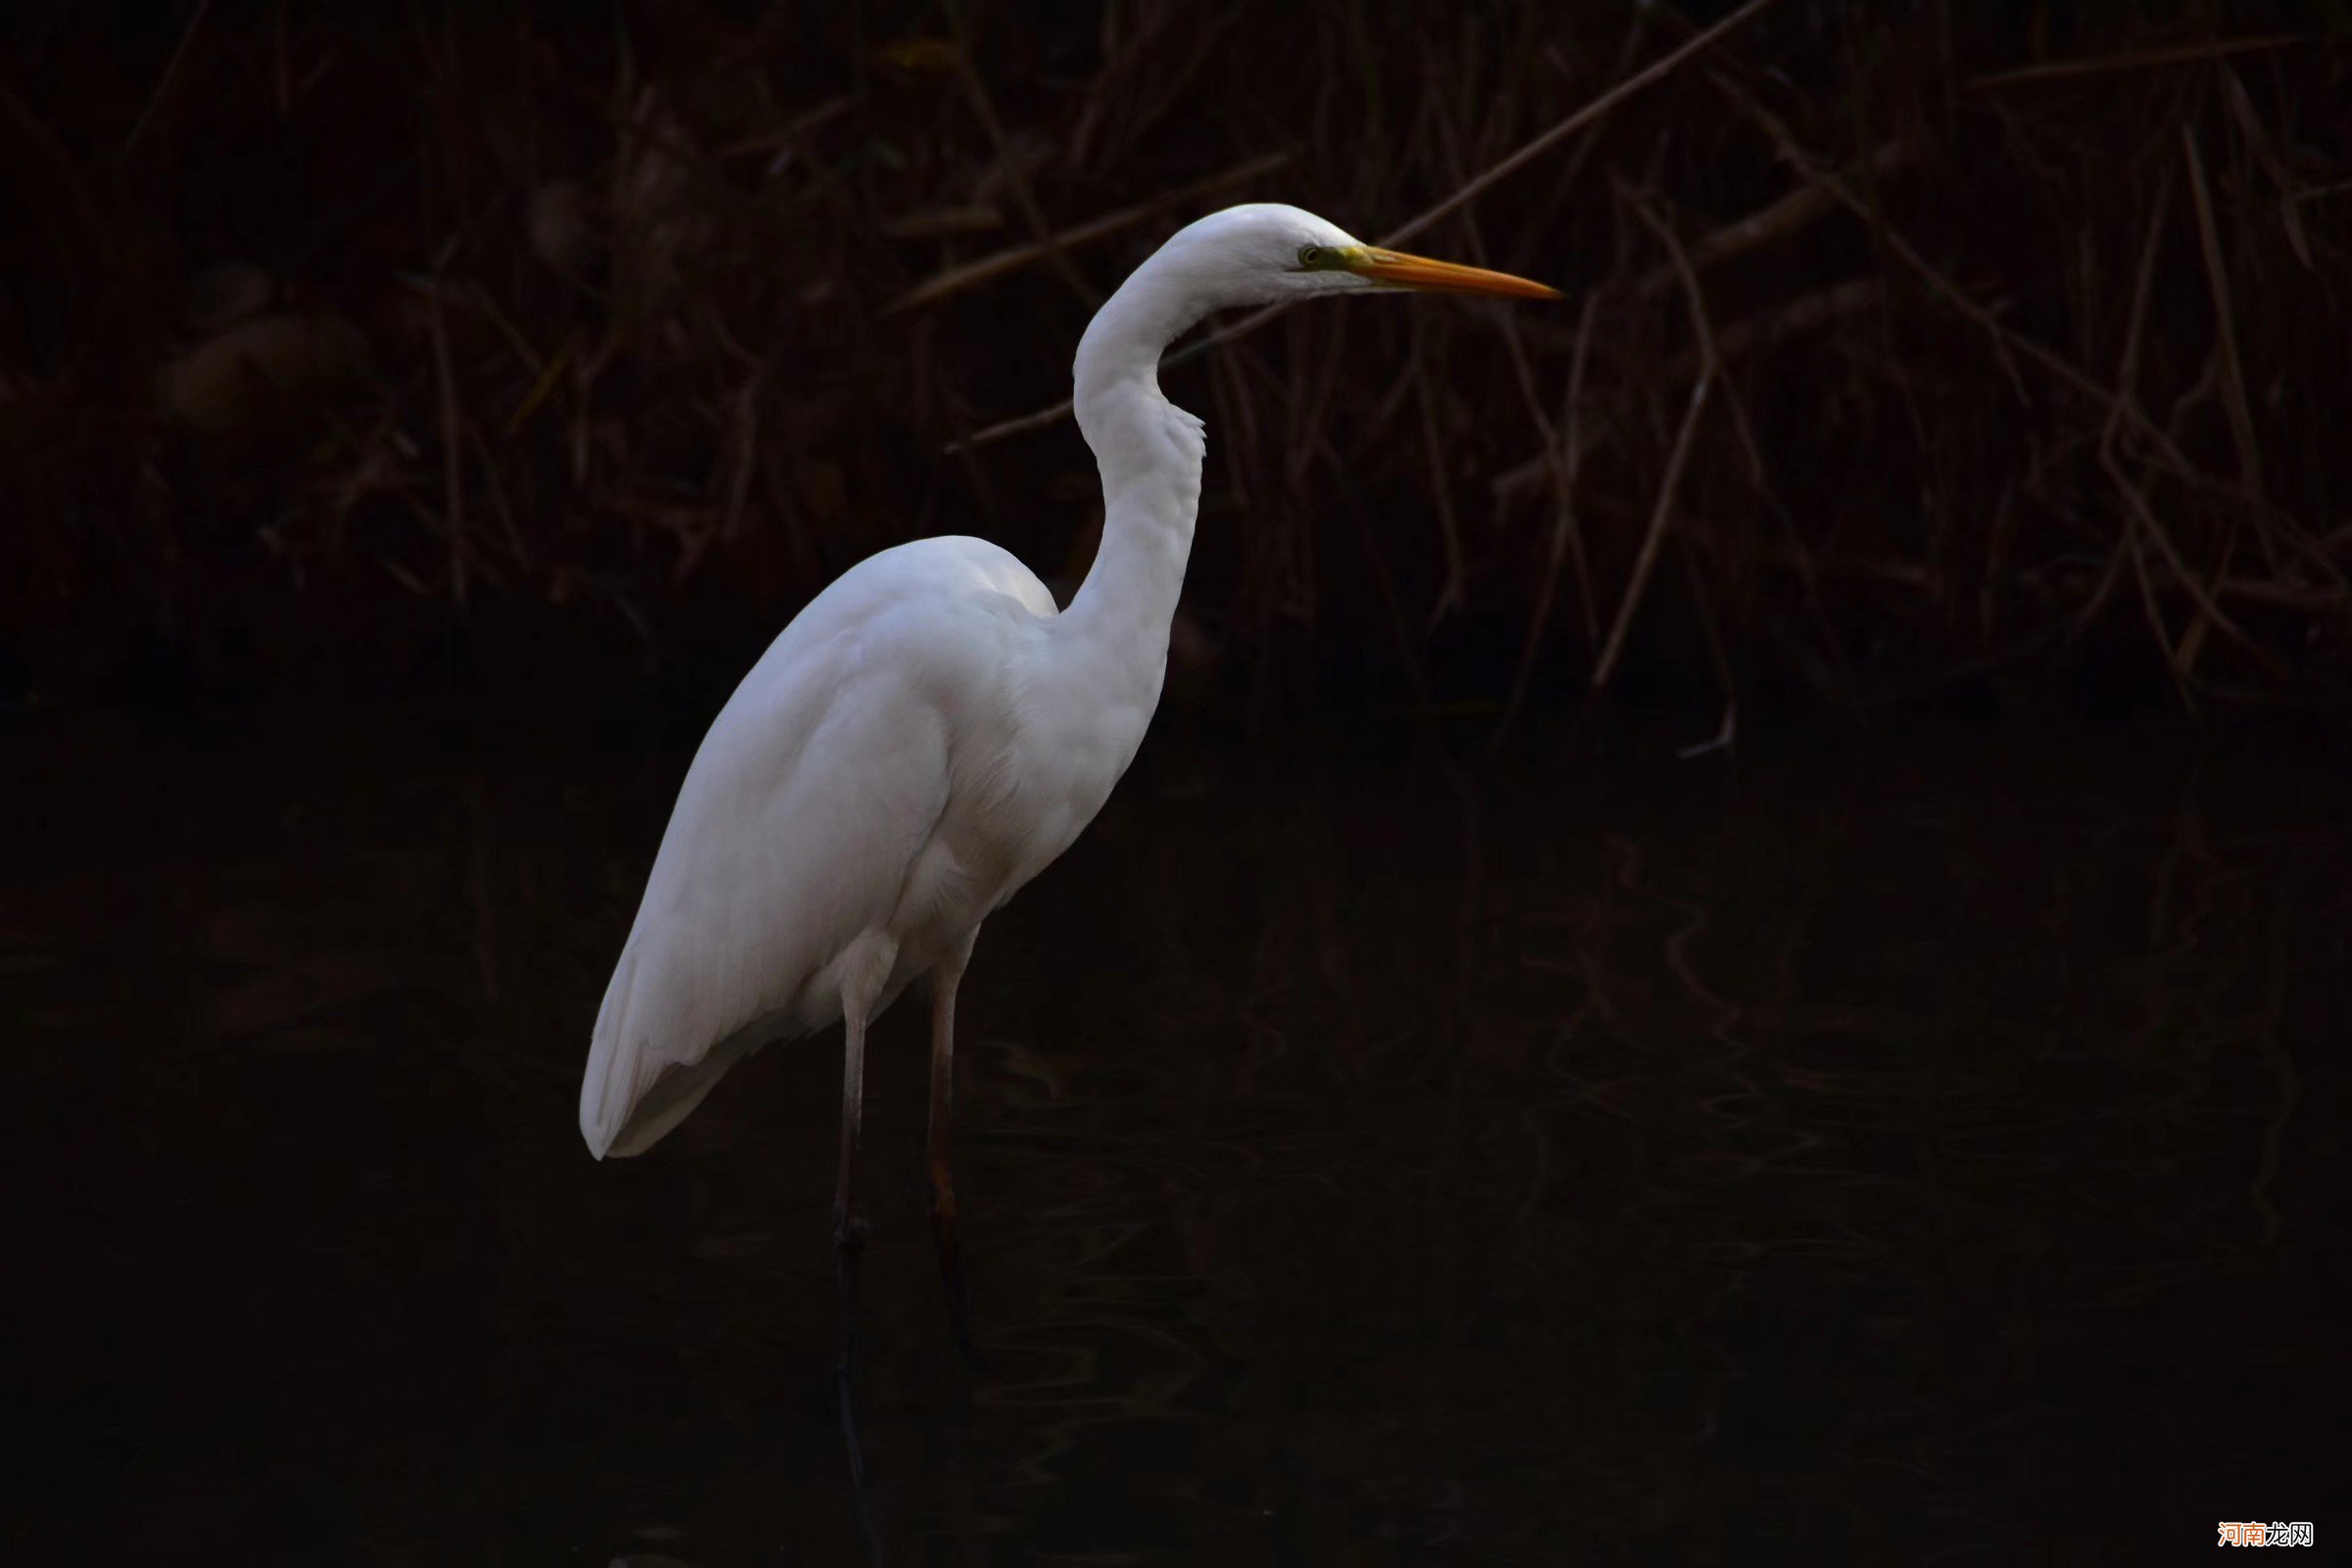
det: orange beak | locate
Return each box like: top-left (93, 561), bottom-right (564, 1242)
top-left (1347, 248), bottom-right (1562, 300)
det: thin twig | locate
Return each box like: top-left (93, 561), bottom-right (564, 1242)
top-left (423, 255), bottom-right (468, 605)
top-left (1495, 290), bottom-right (1599, 741)
top-left (468, 425), bottom-right (530, 573)
top-left (1595, 198), bottom-right (1719, 692)
top-left (2073, 173), bottom-right (2172, 642)
top-left (723, 358), bottom-right (769, 543)
top-left (2086, 172), bottom-right (2274, 685)
top-left (1967, 34), bottom-right (2309, 90)
top-left (2103, 442), bottom-right (2273, 676)
top-left (2120, 506), bottom-right (2192, 712)
top-left (1412, 333), bottom-right (1469, 629)
top-left (2180, 122), bottom-right (2265, 502)
top-left (1676, 535), bottom-right (1740, 754)
top-left (121, 0), bottom-right (214, 159)
top-left (2282, 178), bottom-right (2352, 208)
top-left (0, 75), bottom-right (107, 252)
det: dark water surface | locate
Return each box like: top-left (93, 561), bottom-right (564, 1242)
top-left (10, 714), bottom-right (2347, 1565)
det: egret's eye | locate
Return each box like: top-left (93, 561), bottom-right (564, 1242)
top-left (1297, 244), bottom-right (1334, 270)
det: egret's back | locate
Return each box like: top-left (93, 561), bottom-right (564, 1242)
top-left (580, 536), bottom-right (1055, 1157)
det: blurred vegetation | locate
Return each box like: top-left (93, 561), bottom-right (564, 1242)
top-left (2, 1), bottom-right (2347, 719)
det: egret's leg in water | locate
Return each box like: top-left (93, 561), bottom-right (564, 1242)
top-left (833, 992), bottom-right (874, 1480)
top-left (929, 931), bottom-right (979, 1359)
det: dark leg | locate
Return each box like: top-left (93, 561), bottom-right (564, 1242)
top-left (928, 938), bottom-right (977, 1361)
top-left (834, 1001), bottom-right (872, 1484)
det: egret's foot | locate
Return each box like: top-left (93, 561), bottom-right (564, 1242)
top-left (834, 1355), bottom-right (868, 1487)
top-left (832, 1202), bottom-right (873, 1482)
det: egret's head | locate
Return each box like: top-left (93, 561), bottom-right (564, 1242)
top-left (1152, 203), bottom-right (1561, 311)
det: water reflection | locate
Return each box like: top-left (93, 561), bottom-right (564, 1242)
top-left (9, 716), bottom-right (2345, 1563)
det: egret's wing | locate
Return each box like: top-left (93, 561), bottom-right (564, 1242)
top-left (578, 535), bottom-right (1056, 1159)
top-left (580, 647), bottom-right (952, 1158)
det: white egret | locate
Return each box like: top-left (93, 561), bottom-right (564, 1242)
top-left (577, 203), bottom-right (1557, 1372)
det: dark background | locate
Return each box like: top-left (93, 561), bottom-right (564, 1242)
top-left (7, 0), bottom-right (2348, 720)
top-left (6, 3), bottom-right (2349, 1563)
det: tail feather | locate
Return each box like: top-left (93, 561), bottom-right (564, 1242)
top-left (581, 940), bottom-right (771, 1158)
top-left (579, 946), bottom-right (644, 1158)
top-left (602, 1028), bottom-right (760, 1157)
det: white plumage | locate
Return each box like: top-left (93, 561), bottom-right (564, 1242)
top-left (574, 204), bottom-right (1556, 1339)
top-left (580, 536), bottom-right (1062, 1156)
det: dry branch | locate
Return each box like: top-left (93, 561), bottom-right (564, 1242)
top-left (1637, 140), bottom-right (1913, 295)
top-left (2180, 123), bottom-right (2264, 504)
top-left (1967, 34), bottom-right (2311, 90)
top-left (1595, 197), bottom-right (1720, 693)
top-left (1496, 289), bottom-right (1601, 740)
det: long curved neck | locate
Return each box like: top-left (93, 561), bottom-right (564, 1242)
top-left (1055, 258), bottom-right (1213, 701)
